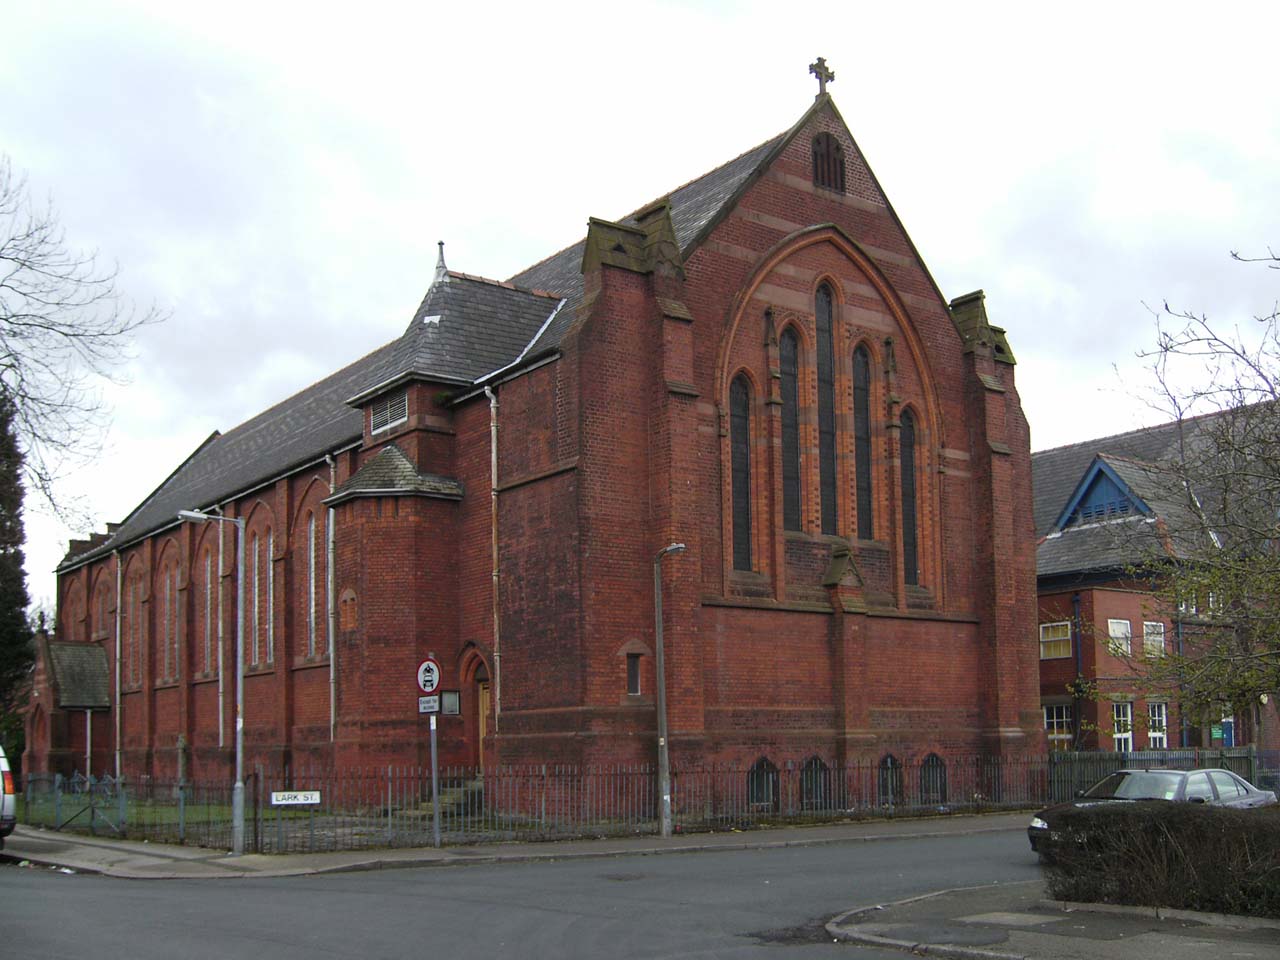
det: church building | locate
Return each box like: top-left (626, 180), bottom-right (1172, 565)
top-left (28, 67), bottom-right (1045, 784)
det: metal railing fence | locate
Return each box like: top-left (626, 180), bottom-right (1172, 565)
top-left (19, 747), bottom-right (1263, 853)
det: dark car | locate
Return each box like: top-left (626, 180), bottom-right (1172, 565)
top-left (1028, 767), bottom-right (1276, 858)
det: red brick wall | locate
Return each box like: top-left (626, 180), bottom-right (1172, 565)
top-left (39, 100), bottom-right (1045, 782)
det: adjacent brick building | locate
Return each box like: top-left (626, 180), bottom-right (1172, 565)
top-left (27, 86), bottom-right (1044, 785)
top-left (1033, 415), bottom-right (1280, 753)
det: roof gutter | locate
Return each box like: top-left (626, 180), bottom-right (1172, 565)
top-left (452, 352), bottom-right (561, 407)
top-left (345, 369), bottom-right (472, 408)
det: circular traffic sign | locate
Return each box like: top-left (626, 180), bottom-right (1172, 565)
top-left (417, 657), bottom-right (441, 695)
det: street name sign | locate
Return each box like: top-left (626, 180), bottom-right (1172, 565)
top-left (271, 790), bottom-right (321, 806)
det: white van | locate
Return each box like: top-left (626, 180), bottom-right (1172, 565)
top-left (0, 743), bottom-right (15, 848)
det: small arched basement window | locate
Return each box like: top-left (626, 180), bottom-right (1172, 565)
top-left (747, 756), bottom-right (779, 811)
top-left (812, 133), bottom-right (846, 193)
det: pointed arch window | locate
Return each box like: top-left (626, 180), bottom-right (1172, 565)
top-left (920, 753), bottom-right (947, 805)
top-left (266, 529), bottom-right (274, 664)
top-left (160, 561), bottom-right (179, 681)
top-left (747, 756), bottom-right (779, 811)
top-left (779, 329), bottom-right (801, 531)
top-left (251, 533), bottom-right (261, 665)
top-left (729, 375), bottom-right (753, 571)
top-left (900, 409), bottom-right (919, 585)
top-left (127, 575), bottom-right (142, 687)
top-left (815, 285), bottom-right (838, 535)
top-left (307, 514), bottom-right (317, 656)
top-left (812, 133), bottom-right (845, 193)
top-left (201, 549), bottom-right (212, 674)
top-left (878, 754), bottom-right (903, 806)
top-left (853, 345), bottom-right (873, 540)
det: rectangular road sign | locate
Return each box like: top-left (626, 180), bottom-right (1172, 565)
top-left (418, 695), bottom-right (440, 714)
top-left (271, 790), bottom-right (320, 806)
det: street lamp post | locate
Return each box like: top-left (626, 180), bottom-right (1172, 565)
top-left (178, 508), bottom-right (246, 855)
top-left (653, 542), bottom-right (685, 838)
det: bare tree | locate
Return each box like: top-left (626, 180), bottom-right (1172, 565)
top-left (1134, 250), bottom-right (1280, 727)
top-left (0, 155), bottom-right (162, 515)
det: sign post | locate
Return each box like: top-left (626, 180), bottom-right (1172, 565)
top-left (430, 714), bottom-right (441, 848)
top-left (418, 656), bottom-right (443, 848)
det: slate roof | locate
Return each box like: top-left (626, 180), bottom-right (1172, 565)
top-left (46, 641), bottom-right (111, 709)
top-left (325, 444), bottom-right (463, 505)
top-left (1033, 414), bottom-right (1229, 579)
top-left (510, 133), bottom-right (787, 353)
top-left (59, 104), bottom-right (816, 573)
top-left (356, 273), bottom-right (565, 396)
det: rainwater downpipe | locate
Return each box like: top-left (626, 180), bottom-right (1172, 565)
top-left (326, 454), bottom-right (338, 742)
top-left (1176, 617), bottom-right (1187, 747)
top-left (216, 504), bottom-right (226, 749)
top-left (113, 550), bottom-right (122, 779)
top-left (485, 385), bottom-right (501, 733)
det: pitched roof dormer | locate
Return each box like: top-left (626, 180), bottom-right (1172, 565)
top-left (1052, 455), bottom-right (1155, 532)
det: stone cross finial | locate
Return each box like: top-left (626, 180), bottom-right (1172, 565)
top-left (809, 57), bottom-right (834, 98)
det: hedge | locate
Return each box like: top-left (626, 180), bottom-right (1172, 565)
top-left (1045, 801), bottom-right (1280, 918)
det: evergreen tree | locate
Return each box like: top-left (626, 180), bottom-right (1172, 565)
top-left (0, 391), bottom-right (33, 762)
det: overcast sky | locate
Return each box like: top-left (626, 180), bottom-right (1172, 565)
top-left (4, 1), bottom-right (1278, 609)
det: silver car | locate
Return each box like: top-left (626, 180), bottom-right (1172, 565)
top-left (0, 743), bottom-right (15, 848)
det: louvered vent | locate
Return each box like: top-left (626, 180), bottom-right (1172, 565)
top-left (370, 390), bottom-right (408, 434)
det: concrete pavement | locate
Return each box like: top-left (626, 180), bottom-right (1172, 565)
top-left (5, 812), bottom-right (1279, 959)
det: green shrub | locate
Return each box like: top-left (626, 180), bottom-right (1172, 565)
top-left (1046, 801), bottom-right (1280, 918)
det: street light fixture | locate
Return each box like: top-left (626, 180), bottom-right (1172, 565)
top-left (178, 508), bottom-right (246, 855)
top-left (653, 541), bottom-right (685, 838)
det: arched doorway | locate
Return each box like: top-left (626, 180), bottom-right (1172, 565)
top-left (462, 653), bottom-right (490, 773)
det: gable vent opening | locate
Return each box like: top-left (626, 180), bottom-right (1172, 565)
top-left (370, 390), bottom-right (408, 434)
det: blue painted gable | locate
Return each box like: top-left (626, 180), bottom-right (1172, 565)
top-left (1052, 457), bottom-right (1153, 531)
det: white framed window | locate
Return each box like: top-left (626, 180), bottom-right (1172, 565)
top-left (1112, 701), bottom-right (1133, 752)
top-left (1143, 621), bottom-right (1165, 658)
top-left (1043, 703), bottom-right (1073, 751)
top-left (370, 390), bottom-right (408, 434)
top-left (1148, 702), bottom-right (1168, 748)
top-left (1107, 618), bottom-right (1131, 656)
top-left (1039, 621), bottom-right (1071, 659)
